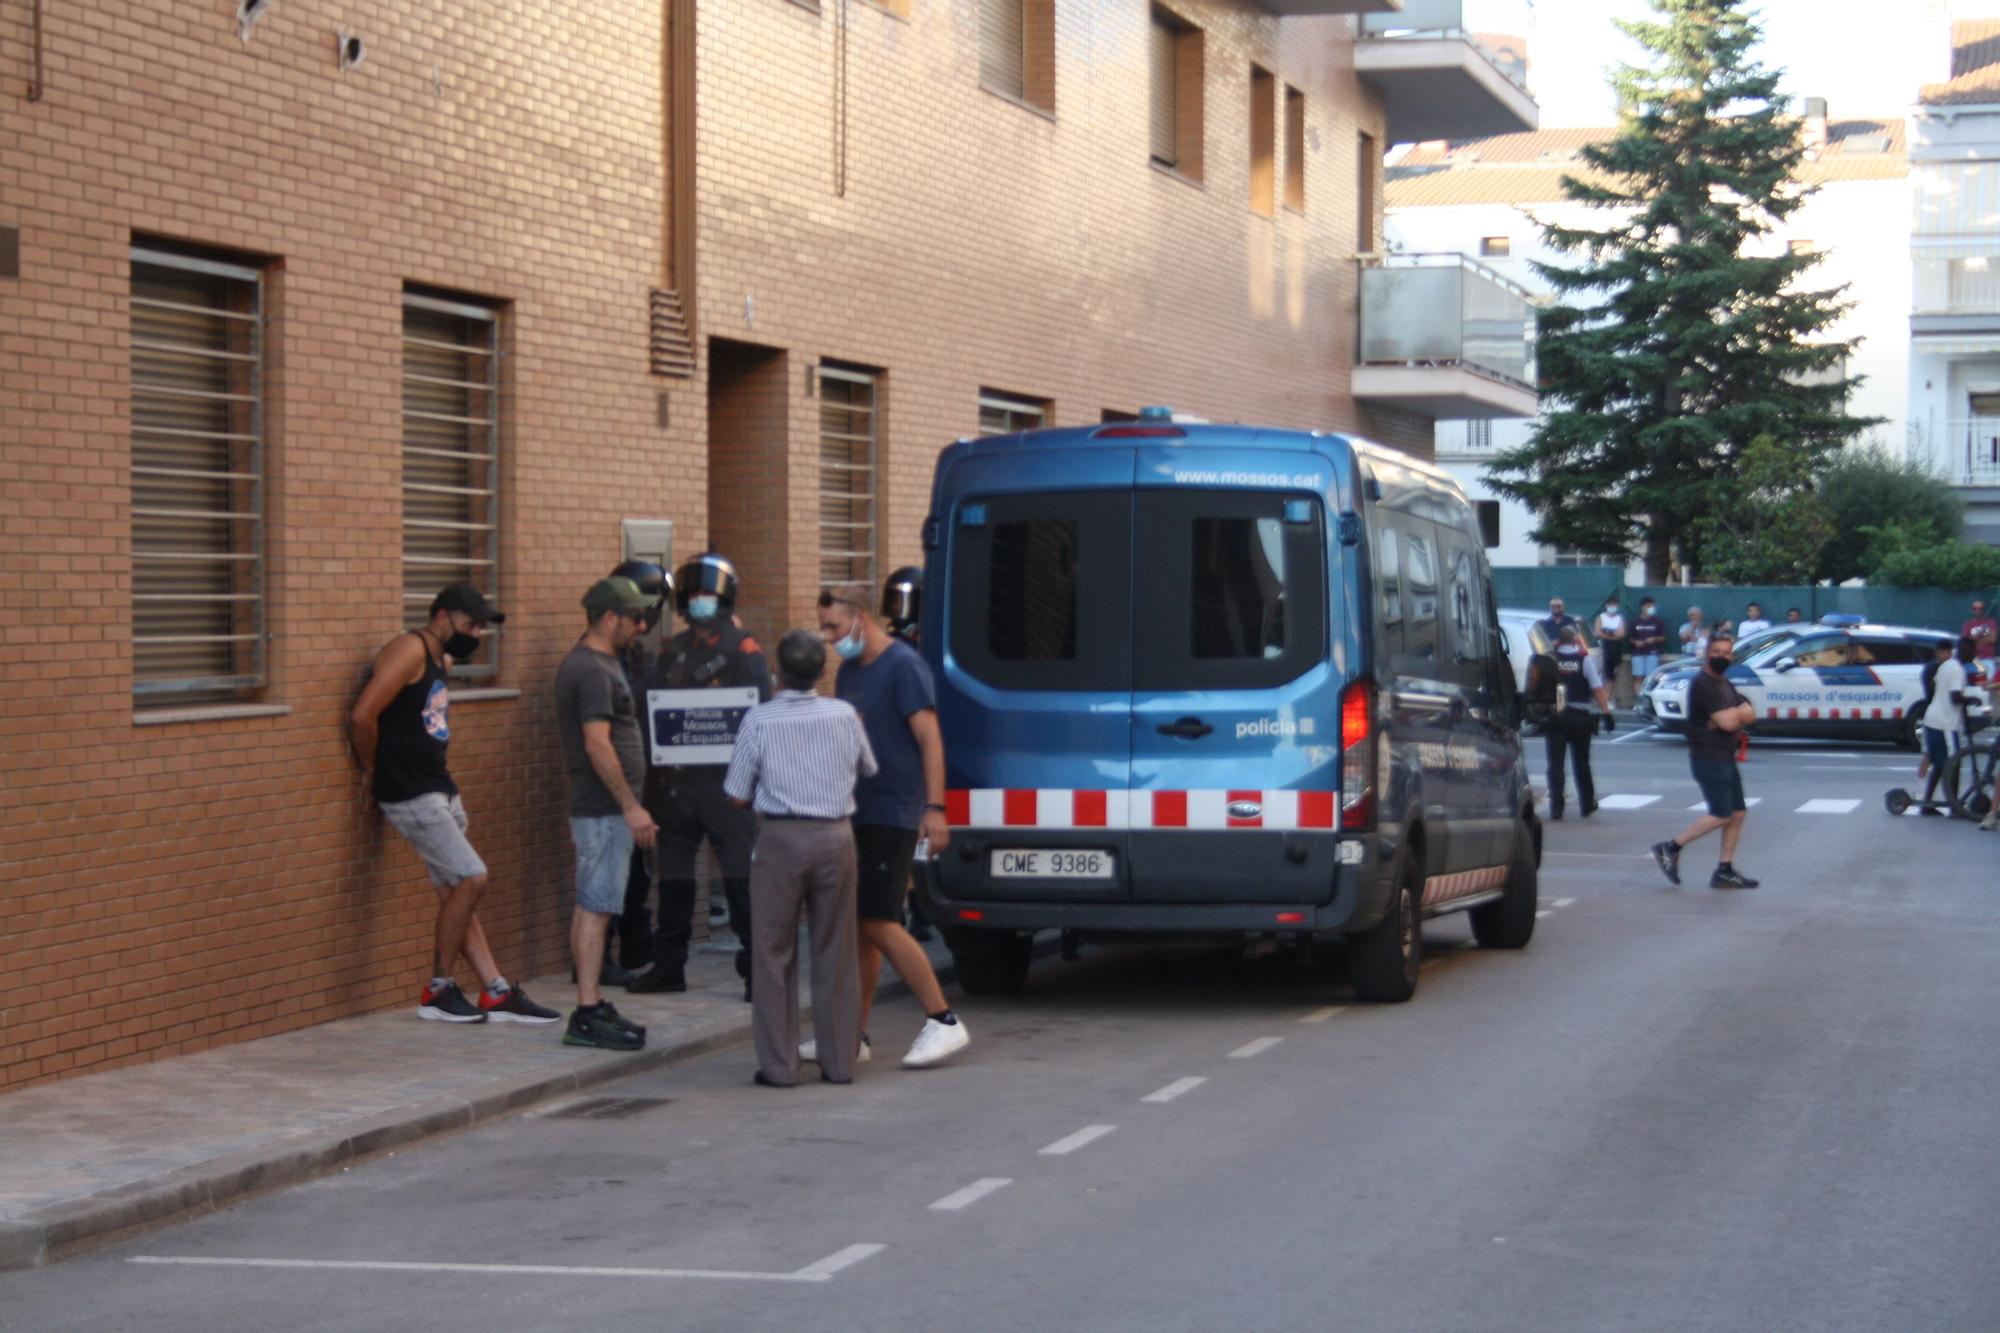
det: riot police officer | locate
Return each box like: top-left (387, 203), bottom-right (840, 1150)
top-left (1545, 623), bottom-right (1615, 820)
top-left (608, 559), bottom-right (671, 985)
top-left (630, 552), bottom-right (771, 997)
top-left (881, 565), bottom-right (922, 644)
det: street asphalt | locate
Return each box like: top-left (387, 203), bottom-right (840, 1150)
top-left (2, 729), bottom-right (1996, 1332)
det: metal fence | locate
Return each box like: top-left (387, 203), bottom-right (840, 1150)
top-left (1493, 567), bottom-right (1991, 639)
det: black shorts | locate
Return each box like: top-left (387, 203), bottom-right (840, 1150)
top-left (1689, 754), bottom-right (1748, 817)
top-left (853, 822), bottom-right (919, 922)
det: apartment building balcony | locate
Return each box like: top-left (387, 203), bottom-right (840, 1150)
top-left (1911, 245), bottom-right (2000, 348)
top-left (1914, 419), bottom-right (2000, 486)
top-left (1356, 0), bottom-right (1539, 143)
top-left (1255, 0), bottom-right (1402, 13)
top-left (1353, 254), bottom-right (1538, 419)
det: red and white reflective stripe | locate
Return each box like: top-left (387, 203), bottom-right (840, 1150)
top-left (1421, 865), bottom-right (1507, 906)
top-left (1766, 706), bottom-right (1896, 721)
top-left (944, 789), bottom-right (1337, 831)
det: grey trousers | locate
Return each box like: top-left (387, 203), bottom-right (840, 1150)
top-left (749, 817), bottom-right (861, 1085)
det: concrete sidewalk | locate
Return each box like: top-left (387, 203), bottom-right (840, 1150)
top-left (0, 937), bottom-right (956, 1270)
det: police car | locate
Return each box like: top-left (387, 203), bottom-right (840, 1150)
top-left (1641, 618), bottom-right (1990, 747)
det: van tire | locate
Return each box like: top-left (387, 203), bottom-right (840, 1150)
top-left (943, 928), bottom-right (1033, 995)
top-left (1348, 860), bottom-right (1420, 1003)
top-left (1470, 820), bottom-right (1538, 950)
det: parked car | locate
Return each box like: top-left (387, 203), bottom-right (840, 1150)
top-left (1640, 621), bottom-right (1990, 747)
top-left (915, 409), bottom-right (1537, 1004)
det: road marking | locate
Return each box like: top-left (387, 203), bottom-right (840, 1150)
top-left (1142, 1076), bottom-right (1208, 1104)
top-left (1039, 1124), bottom-right (1117, 1156)
top-left (128, 1244), bottom-right (889, 1284)
top-left (1545, 850), bottom-right (1650, 860)
top-left (928, 1178), bottom-right (1013, 1212)
top-left (1535, 910), bottom-right (1552, 918)
top-left (1686, 797), bottom-right (1763, 811)
top-left (1227, 1037), bottom-right (1283, 1059)
top-left (1595, 794), bottom-right (1662, 809)
top-left (1552, 897), bottom-right (1575, 907)
top-left (1796, 798), bottom-right (1863, 814)
top-left (1298, 1005), bottom-right (1347, 1024)
top-left (1606, 725), bottom-right (1660, 744)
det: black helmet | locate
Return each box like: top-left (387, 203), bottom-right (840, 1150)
top-left (674, 552), bottom-right (740, 623)
top-left (609, 559), bottom-right (671, 631)
top-left (882, 565), bottom-right (922, 631)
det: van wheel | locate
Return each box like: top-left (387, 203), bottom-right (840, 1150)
top-left (943, 928), bottom-right (1033, 995)
top-left (1348, 860), bottom-right (1421, 1003)
top-left (1470, 820), bottom-right (1538, 950)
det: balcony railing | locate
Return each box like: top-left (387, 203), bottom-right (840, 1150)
top-left (1914, 419), bottom-right (2000, 486)
top-left (1913, 248), bottom-right (2000, 324)
top-left (1360, 0), bottom-right (1532, 92)
top-left (1359, 253), bottom-right (1534, 385)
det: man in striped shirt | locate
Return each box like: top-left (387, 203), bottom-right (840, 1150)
top-left (724, 630), bottom-right (876, 1087)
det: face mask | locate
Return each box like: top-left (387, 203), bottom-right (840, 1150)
top-left (1707, 656), bottom-right (1730, 674)
top-left (688, 595), bottom-right (719, 623)
top-left (834, 627), bottom-right (865, 661)
top-left (443, 630), bottom-right (480, 661)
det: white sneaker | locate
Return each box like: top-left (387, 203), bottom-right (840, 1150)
top-left (798, 1035), bottom-right (871, 1064)
top-left (900, 1016), bottom-right (970, 1069)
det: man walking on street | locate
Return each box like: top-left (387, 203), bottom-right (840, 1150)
top-left (554, 576), bottom-right (660, 1051)
top-left (723, 630), bottom-right (874, 1087)
top-left (1543, 623), bottom-right (1615, 820)
top-left (816, 589), bottom-right (971, 1070)
top-left (351, 584), bottom-right (558, 1026)
top-left (1652, 629), bottom-right (1759, 890)
top-left (1629, 596), bottom-right (1667, 684)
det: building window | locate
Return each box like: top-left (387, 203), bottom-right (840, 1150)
top-left (402, 288), bottom-right (502, 677)
top-left (1357, 131), bottom-right (1378, 250)
top-left (1283, 85), bottom-right (1305, 212)
top-left (979, 390), bottom-right (1048, 435)
top-left (1476, 500), bottom-right (1501, 549)
top-left (1467, 419), bottom-right (1493, 451)
top-left (130, 242), bottom-right (267, 702)
top-left (1149, 7), bottom-right (1204, 181)
top-left (1550, 543), bottom-right (1623, 567)
top-left (818, 364), bottom-right (879, 598)
top-left (980, 0), bottom-right (1054, 113)
top-left (1249, 65), bottom-right (1276, 217)
top-left (1480, 236), bottom-right (1511, 257)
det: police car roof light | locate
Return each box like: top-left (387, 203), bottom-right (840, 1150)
top-left (1819, 613), bottom-right (1864, 627)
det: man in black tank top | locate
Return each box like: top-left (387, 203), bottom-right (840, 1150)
top-left (350, 584), bottom-right (559, 1026)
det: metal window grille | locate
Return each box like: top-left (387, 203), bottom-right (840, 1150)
top-left (130, 245), bottom-right (266, 701)
top-left (818, 366), bottom-right (878, 598)
top-left (979, 0), bottom-right (1025, 100)
top-left (1149, 11), bottom-right (1178, 166)
top-left (402, 290), bottom-right (502, 676)
top-left (978, 392), bottom-right (1046, 437)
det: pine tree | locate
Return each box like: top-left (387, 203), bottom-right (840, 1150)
top-left (1484, 0), bottom-right (1874, 583)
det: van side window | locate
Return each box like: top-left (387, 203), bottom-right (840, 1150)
top-left (990, 518), bottom-right (1079, 660)
top-left (1191, 516), bottom-right (1288, 660)
top-left (1403, 528), bottom-right (1439, 660)
top-left (1376, 524), bottom-right (1403, 658)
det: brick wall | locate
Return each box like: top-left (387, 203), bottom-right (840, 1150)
top-left (0, 0), bottom-right (697, 1091)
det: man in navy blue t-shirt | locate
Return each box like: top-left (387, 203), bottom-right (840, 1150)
top-left (813, 588), bottom-right (971, 1071)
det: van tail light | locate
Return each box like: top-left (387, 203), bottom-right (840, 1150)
top-left (1340, 679), bottom-right (1377, 831)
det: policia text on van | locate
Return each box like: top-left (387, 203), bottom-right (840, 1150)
top-left (912, 409), bottom-right (1540, 1002)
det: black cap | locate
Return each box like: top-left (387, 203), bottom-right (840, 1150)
top-left (431, 583), bottom-right (505, 624)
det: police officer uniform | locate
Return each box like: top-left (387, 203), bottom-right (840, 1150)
top-left (639, 554), bottom-right (770, 994)
top-left (1546, 632), bottom-right (1610, 819)
top-left (610, 560), bottom-right (671, 981)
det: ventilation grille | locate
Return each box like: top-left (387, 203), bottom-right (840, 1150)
top-left (649, 288), bottom-right (695, 378)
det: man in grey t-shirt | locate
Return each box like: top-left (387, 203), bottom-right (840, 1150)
top-left (554, 576), bottom-right (659, 1051)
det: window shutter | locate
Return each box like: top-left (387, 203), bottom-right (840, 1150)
top-left (817, 366), bottom-right (877, 596)
top-left (130, 247), bottom-right (265, 700)
top-left (402, 292), bottom-right (501, 675)
top-left (980, 0), bottom-right (1025, 99)
top-left (1149, 16), bottom-right (1178, 166)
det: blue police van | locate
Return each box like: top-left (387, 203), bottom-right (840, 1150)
top-left (914, 410), bottom-right (1538, 1002)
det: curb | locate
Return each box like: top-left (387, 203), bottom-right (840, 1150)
top-left (0, 943), bottom-right (1000, 1269)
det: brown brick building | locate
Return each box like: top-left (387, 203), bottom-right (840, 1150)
top-left (0, 0), bottom-right (1535, 1090)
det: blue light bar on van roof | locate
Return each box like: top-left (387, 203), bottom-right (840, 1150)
top-left (959, 503), bottom-right (988, 528)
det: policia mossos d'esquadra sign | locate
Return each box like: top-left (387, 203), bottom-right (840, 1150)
top-left (648, 686), bottom-right (759, 767)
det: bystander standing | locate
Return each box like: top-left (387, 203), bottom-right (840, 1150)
top-left (1680, 606), bottom-right (1709, 660)
top-left (1785, 607), bottom-right (1804, 624)
top-left (1594, 595), bottom-right (1629, 704)
top-left (723, 630), bottom-right (875, 1087)
top-left (1629, 596), bottom-right (1667, 684)
top-left (1737, 603), bottom-right (1771, 638)
top-left (1963, 599), bottom-right (1997, 677)
top-left (1538, 598), bottom-right (1579, 643)
top-left (1651, 629), bottom-right (1759, 890)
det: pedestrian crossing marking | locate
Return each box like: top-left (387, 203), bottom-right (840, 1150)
top-left (1594, 794), bottom-right (1662, 810)
top-left (1686, 798), bottom-right (1763, 811)
top-left (1796, 798), bottom-right (1863, 814)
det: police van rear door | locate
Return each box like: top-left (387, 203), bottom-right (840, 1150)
top-left (1125, 448), bottom-right (1340, 904)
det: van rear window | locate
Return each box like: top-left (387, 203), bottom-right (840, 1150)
top-left (1191, 517), bottom-right (1290, 660)
top-left (949, 492), bottom-right (1133, 691)
top-left (989, 518), bottom-right (1080, 661)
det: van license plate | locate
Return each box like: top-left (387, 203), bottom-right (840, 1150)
top-left (990, 849), bottom-right (1114, 880)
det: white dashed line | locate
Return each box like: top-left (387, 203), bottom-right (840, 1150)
top-left (1552, 897), bottom-right (1575, 907)
top-left (128, 1244), bottom-right (889, 1284)
top-left (1298, 1006), bottom-right (1347, 1024)
top-left (1039, 1125), bottom-right (1117, 1156)
top-left (1686, 797), bottom-right (1763, 811)
top-left (1594, 794), bottom-right (1663, 809)
top-left (1227, 1037), bottom-right (1283, 1059)
top-left (1141, 1077), bottom-right (1208, 1104)
top-left (1796, 798), bottom-right (1863, 814)
top-left (1535, 910), bottom-right (1553, 919)
top-left (928, 1178), bottom-right (1013, 1212)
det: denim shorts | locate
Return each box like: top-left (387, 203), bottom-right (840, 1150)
top-left (380, 792), bottom-right (488, 888)
top-left (570, 815), bottom-right (635, 914)
top-left (1631, 653), bottom-right (1661, 683)
top-left (1689, 754), bottom-right (1748, 818)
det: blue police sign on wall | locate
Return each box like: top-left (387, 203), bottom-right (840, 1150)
top-left (648, 686), bottom-right (758, 766)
